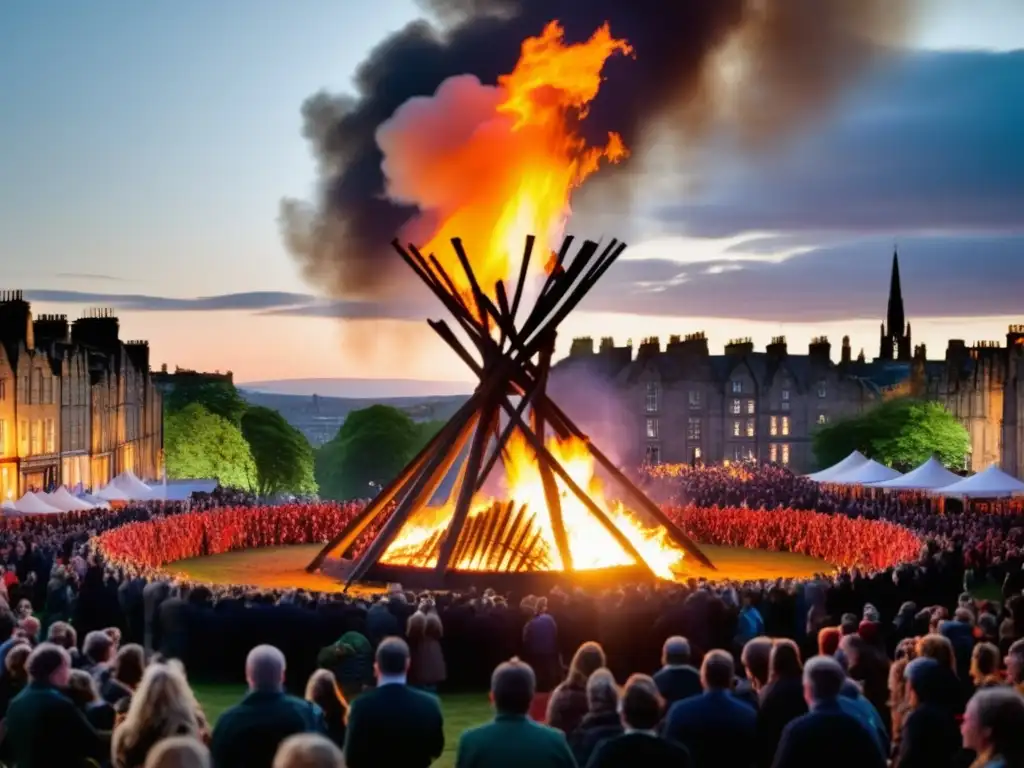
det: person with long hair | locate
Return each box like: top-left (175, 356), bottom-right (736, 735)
top-left (756, 639), bottom-right (807, 768)
top-left (971, 643), bottom-right (1004, 690)
top-left (304, 669), bottom-right (348, 750)
top-left (111, 661), bottom-right (209, 768)
top-left (546, 641), bottom-right (607, 735)
top-left (962, 687), bottom-right (1024, 768)
top-left (143, 736), bottom-right (210, 768)
top-left (104, 643), bottom-right (147, 711)
top-left (406, 610), bottom-right (446, 693)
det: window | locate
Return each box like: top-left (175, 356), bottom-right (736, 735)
top-left (42, 375), bottom-right (53, 404)
top-left (31, 370), bottom-right (42, 403)
top-left (731, 446), bottom-right (744, 461)
top-left (732, 420), bottom-right (741, 437)
top-left (44, 419), bottom-right (55, 453)
top-left (687, 417), bottom-right (701, 442)
top-left (770, 416), bottom-right (778, 436)
top-left (645, 444), bottom-right (661, 465)
top-left (730, 398), bottom-right (741, 415)
top-left (770, 443), bottom-right (778, 462)
top-left (645, 381), bottom-right (659, 413)
top-left (781, 400), bottom-right (790, 412)
top-left (781, 443), bottom-right (790, 466)
top-left (731, 380), bottom-right (743, 394)
top-left (817, 380), bottom-right (827, 399)
top-left (0, 420), bottom-right (4, 456)
top-left (781, 416), bottom-right (790, 436)
top-left (688, 390), bottom-right (702, 410)
top-left (746, 399), bottom-right (755, 415)
top-left (781, 388), bottom-right (790, 401)
top-left (745, 419), bottom-right (755, 438)
top-left (817, 413), bottom-right (828, 425)
top-left (30, 421), bottom-right (41, 455)
top-left (0, 378), bottom-right (5, 400)
top-left (645, 417), bottom-right (659, 439)
top-left (692, 447), bottom-right (702, 460)
top-left (19, 420), bottom-right (27, 455)
top-left (17, 374), bottom-right (29, 403)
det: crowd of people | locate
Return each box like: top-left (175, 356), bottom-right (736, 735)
top-left (0, 463), bottom-right (1024, 765)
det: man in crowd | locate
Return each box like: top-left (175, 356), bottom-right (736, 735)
top-left (653, 636), bottom-right (702, 706)
top-left (772, 656), bottom-right (886, 768)
top-left (211, 644), bottom-right (325, 768)
top-left (455, 657), bottom-right (575, 768)
top-left (0, 643), bottom-right (108, 767)
top-left (664, 648), bottom-right (756, 767)
top-left (344, 636), bottom-right (444, 768)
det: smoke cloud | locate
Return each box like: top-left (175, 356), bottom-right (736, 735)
top-left (281, 0), bottom-right (921, 302)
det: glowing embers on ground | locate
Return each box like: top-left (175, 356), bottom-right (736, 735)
top-left (380, 433), bottom-right (686, 580)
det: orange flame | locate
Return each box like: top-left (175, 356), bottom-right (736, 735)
top-left (422, 21), bottom-right (632, 305)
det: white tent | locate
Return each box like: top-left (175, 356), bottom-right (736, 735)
top-left (96, 483), bottom-right (132, 502)
top-left (831, 459), bottom-right (903, 485)
top-left (937, 465), bottom-right (1024, 498)
top-left (870, 457), bottom-right (963, 491)
top-left (1, 500), bottom-right (17, 512)
top-left (807, 450), bottom-right (869, 482)
top-left (76, 493), bottom-right (111, 510)
top-left (48, 486), bottom-right (96, 511)
top-left (112, 470), bottom-right (153, 500)
top-left (13, 492), bottom-right (64, 514)
top-left (149, 479), bottom-right (218, 501)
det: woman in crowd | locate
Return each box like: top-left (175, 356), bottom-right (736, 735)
top-left (971, 643), bottom-right (1004, 690)
top-left (916, 633), bottom-right (966, 714)
top-left (67, 668), bottom-right (117, 731)
top-left (303, 669), bottom-right (348, 750)
top-left (142, 736), bottom-right (211, 768)
top-left (962, 687), bottom-right (1024, 768)
top-left (112, 661), bottom-right (210, 768)
top-left (755, 639), bottom-right (807, 768)
top-left (406, 610), bottom-right (446, 692)
top-left (894, 657), bottom-right (964, 768)
top-left (569, 668), bottom-right (623, 767)
top-left (887, 658), bottom-right (911, 759)
top-left (547, 641), bottom-right (608, 735)
top-left (104, 643), bottom-right (147, 711)
top-left (0, 641), bottom-right (30, 717)
top-left (272, 733), bottom-right (345, 768)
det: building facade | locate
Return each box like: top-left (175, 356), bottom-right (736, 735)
top-left (553, 251), bottom-right (1024, 476)
top-left (0, 293), bottom-right (163, 500)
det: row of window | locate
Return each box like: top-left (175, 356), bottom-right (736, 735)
top-left (644, 381), bottom-right (828, 413)
top-left (645, 443), bottom-right (791, 466)
top-left (646, 413), bottom-right (829, 441)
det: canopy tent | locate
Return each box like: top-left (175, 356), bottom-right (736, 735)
top-left (937, 465), bottom-right (1024, 498)
top-left (869, 457), bottom-right (963, 491)
top-left (96, 483), bottom-right (132, 502)
top-left (47, 486), bottom-right (96, 511)
top-left (149, 479), bottom-right (218, 501)
top-left (1, 500), bottom-right (16, 512)
top-left (76, 493), bottom-right (111, 510)
top-left (12, 492), bottom-right (64, 514)
top-left (830, 459), bottom-right (903, 486)
top-left (111, 470), bottom-right (153, 500)
top-left (807, 451), bottom-right (869, 482)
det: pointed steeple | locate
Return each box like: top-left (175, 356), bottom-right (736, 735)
top-left (887, 248), bottom-right (905, 342)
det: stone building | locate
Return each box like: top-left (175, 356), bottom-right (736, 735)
top-left (553, 250), bottom-right (1024, 476)
top-left (0, 293), bottom-right (163, 500)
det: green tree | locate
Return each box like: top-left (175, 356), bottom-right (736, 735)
top-left (813, 398), bottom-right (970, 471)
top-left (164, 379), bottom-right (248, 424)
top-left (164, 403), bottom-right (256, 488)
top-left (241, 406), bottom-right (318, 496)
top-left (315, 405), bottom-right (424, 500)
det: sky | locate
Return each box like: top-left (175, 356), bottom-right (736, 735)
top-left (2, 1), bottom-right (1023, 392)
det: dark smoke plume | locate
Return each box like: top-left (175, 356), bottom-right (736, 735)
top-left (281, 0), bottom-right (921, 301)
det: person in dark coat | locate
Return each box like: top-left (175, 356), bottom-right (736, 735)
top-left (547, 641), bottom-right (606, 734)
top-left (455, 657), bottom-right (575, 768)
top-left (756, 639), bottom-right (807, 768)
top-left (893, 658), bottom-right (964, 768)
top-left (586, 674), bottom-right (693, 768)
top-left (772, 656), bottom-right (886, 768)
top-left (652, 636), bottom-right (702, 707)
top-left (0, 643), bottom-right (109, 768)
top-left (344, 637), bottom-right (444, 768)
top-left (210, 644), bottom-right (325, 768)
top-left (664, 649), bottom-right (757, 768)
top-left (141, 579), bottom-right (170, 655)
top-left (569, 668), bottom-right (624, 767)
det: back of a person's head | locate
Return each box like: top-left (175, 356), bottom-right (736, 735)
top-left (491, 658), bottom-right (536, 716)
top-left (803, 656), bottom-right (845, 705)
top-left (406, 611), bottom-right (426, 641)
top-left (305, 669), bottom-right (346, 718)
top-left (585, 668), bottom-right (619, 714)
top-left (917, 633), bottom-right (956, 673)
top-left (5, 642), bottom-right (32, 681)
top-left (143, 736), bottom-right (211, 768)
top-left (568, 641), bottom-right (606, 686)
top-left (967, 687), bottom-right (1024, 763)
top-left (741, 637), bottom-right (773, 686)
top-left (971, 642), bottom-right (1001, 680)
top-left (375, 637), bottom-right (410, 678)
top-left (662, 636), bottom-right (690, 667)
top-left (769, 639), bottom-right (803, 681)
top-left (818, 626), bottom-right (841, 656)
top-left (114, 643), bottom-right (147, 688)
top-left (26, 642), bottom-right (69, 684)
top-left (247, 644), bottom-right (287, 692)
top-left (46, 620), bottom-right (77, 650)
top-left (120, 661), bottom-right (201, 749)
top-left (66, 668), bottom-right (99, 708)
top-left (619, 674), bottom-right (663, 731)
top-left (273, 733), bottom-right (345, 768)
top-left (83, 629), bottom-right (114, 664)
top-left (701, 650), bottom-right (734, 691)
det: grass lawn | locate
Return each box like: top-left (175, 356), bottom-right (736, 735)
top-left (192, 684), bottom-right (492, 768)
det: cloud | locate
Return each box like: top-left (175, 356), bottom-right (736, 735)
top-left (53, 273), bottom-right (129, 283)
top-left (654, 50), bottom-right (1024, 238)
top-left (24, 290), bottom-right (318, 312)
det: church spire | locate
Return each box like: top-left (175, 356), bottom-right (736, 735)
top-left (879, 247), bottom-right (911, 361)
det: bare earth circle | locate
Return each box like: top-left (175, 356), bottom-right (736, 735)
top-left (169, 543), bottom-right (832, 592)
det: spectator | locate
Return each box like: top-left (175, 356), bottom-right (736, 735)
top-left (893, 657), bottom-right (963, 768)
top-left (67, 668), bottom-right (117, 730)
top-left (407, 609), bottom-right (446, 692)
top-left (547, 640), bottom-right (607, 734)
top-left (738, 637), bottom-right (774, 708)
top-left (772, 656), bottom-right (886, 768)
top-left (210, 645), bottom-right (322, 768)
top-left (523, 597), bottom-right (561, 693)
top-left (1, 642), bottom-right (108, 767)
top-left (756, 639), bottom-right (807, 768)
top-left (0, 640), bottom-right (30, 716)
top-left (971, 643), bottom-right (1004, 690)
top-left (112, 661), bottom-right (208, 768)
top-left (585, 673), bottom-right (693, 768)
top-left (653, 636), bottom-right (702, 706)
top-left (961, 687), bottom-right (1024, 768)
top-left (664, 649), bottom-right (756, 768)
top-left (273, 733), bottom-right (345, 768)
top-left (736, 591), bottom-right (766, 648)
top-left (83, 629), bottom-right (116, 683)
top-left (143, 736), bottom-right (211, 768)
top-left (456, 657), bottom-right (575, 768)
top-left (104, 643), bottom-right (147, 710)
top-left (343, 637), bottom-right (444, 768)
top-left (304, 669), bottom-right (348, 751)
top-left (1005, 638), bottom-right (1024, 693)
top-left (569, 668), bottom-right (623, 766)
top-left (840, 633), bottom-right (891, 729)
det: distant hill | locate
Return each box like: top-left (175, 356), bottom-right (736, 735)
top-left (239, 378), bottom-right (472, 399)
top-left (238, 386), bottom-right (468, 447)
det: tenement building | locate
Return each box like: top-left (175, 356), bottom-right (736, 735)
top-left (0, 292), bottom-right (163, 500)
top-left (553, 251), bottom-right (1024, 476)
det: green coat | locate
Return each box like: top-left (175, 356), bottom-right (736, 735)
top-left (0, 682), bottom-right (108, 768)
top-left (210, 690), bottom-right (324, 768)
top-left (456, 714), bottom-right (578, 768)
top-left (344, 683), bottom-right (444, 768)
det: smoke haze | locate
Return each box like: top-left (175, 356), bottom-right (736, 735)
top-left (281, 0), bottom-right (922, 302)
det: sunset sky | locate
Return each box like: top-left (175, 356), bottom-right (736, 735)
top-left (3, 1), bottom-right (1023, 393)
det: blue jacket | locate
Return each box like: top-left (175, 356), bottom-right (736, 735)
top-left (665, 689), bottom-right (756, 767)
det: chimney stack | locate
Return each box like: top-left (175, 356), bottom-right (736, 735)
top-left (841, 335), bottom-right (851, 365)
top-left (666, 331), bottom-right (709, 359)
top-left (71, 308), bottom-right (120, 350)
top-left (725, 337), bottom-right (754, 356)
top-left (637, 336), bottom-right (661, 360)
top-left (33, 314), bottom-right (70, 345)
top-left (569, 336), bottom-right (594, 357)
top-left (767, 335), bottom-right (788, 360)
top-left (809, 336), bottom-right (832, 364)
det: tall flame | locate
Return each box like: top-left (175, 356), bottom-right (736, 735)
top-left (422, 21), bottom-right (632, 304)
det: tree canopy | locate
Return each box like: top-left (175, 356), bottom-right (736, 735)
top-left (316, 405), bottom-right (441, 501)
top-left (164, 379), bottom-right (248, 424)
top-left (241, 405), bottom-right (318, 497)
top-left (164, 403), bottom-right (256, 489)
top-left (812, 398), bottom-right (970, 471)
